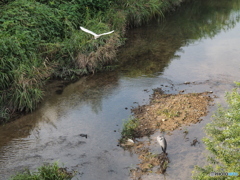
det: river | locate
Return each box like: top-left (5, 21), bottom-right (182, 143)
top-left (0, 0), bottom-right (240, 180)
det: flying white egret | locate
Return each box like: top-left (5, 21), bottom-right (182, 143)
top-left (80, 26), bottom-right (114, 39)
top-left (157, 136), bottom-right (167, 154)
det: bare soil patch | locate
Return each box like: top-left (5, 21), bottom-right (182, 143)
top-left (122, 88), bottom-right (214, 179)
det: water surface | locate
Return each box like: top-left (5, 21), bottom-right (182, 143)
top-left (1, 0), bottom-right (240, 180)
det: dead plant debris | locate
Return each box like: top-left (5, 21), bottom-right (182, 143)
top-left (132, 91), bottom-right (214, 137)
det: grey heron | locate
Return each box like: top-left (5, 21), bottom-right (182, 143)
top-left (80, 26), bottom-right (114, 39)
top-left (157, 136), bottom-right (167, 153)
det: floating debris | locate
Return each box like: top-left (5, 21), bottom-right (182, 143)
top-left (127, 139), bottom-right (134, 143)
top-left (79, 134), bottom-right (88, 138)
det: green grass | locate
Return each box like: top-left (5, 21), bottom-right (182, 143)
top-left (9, 162), bottom-right (74, 180)
top-left (192, 86), bottom-right (240, 179)
top-left (120, 116), bottom-right (139, 142)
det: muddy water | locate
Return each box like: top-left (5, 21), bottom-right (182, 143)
top-left (1, 0), bottom-right (240, 180)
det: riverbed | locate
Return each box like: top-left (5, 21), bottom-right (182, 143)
top-left (0, 1), bottom-right (240, 180)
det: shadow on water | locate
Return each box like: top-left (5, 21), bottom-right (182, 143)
top-left (0, 0), bottom-right (240, 180)
top-left (118, 0), bottom-right (240, 77)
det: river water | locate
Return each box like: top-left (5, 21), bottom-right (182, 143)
top-left (1, 1), bottom-right (240, 180)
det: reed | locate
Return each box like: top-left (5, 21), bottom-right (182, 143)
top-left (123, 0), bottom-right (165, 27)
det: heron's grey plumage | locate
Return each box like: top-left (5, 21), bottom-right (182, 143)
top-left (80, 26), bottom-right (114, 39)
top-left (157, 136), bottom-right (167, 153)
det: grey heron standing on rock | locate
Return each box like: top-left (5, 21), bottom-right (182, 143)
top-left (157, 136), bottom-right (167, 154)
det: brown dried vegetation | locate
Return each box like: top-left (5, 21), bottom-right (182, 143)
top-left (132, 91), bottom-right (214, 137)
top-left (75, 34), bottom-right (120, 73)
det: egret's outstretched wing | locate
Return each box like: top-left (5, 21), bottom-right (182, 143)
top-left (80, 26), bottom-right (97, 36)
top-left (99, 30), bottom-right (114, 36)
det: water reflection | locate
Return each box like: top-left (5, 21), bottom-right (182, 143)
top-left (118, 0), bottom-right (240, 77)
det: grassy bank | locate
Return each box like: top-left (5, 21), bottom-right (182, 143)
top-left (192, 86), bottom-right (240, 179)
top-left (0, 0), bottom-right (185, 122)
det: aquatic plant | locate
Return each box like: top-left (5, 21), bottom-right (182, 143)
top-left (9, 162), bottom-right (74, 180)
top-left (120, 116), bottom-right (139, 142)
top-left (192, 86), bottom-right (240, 179)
